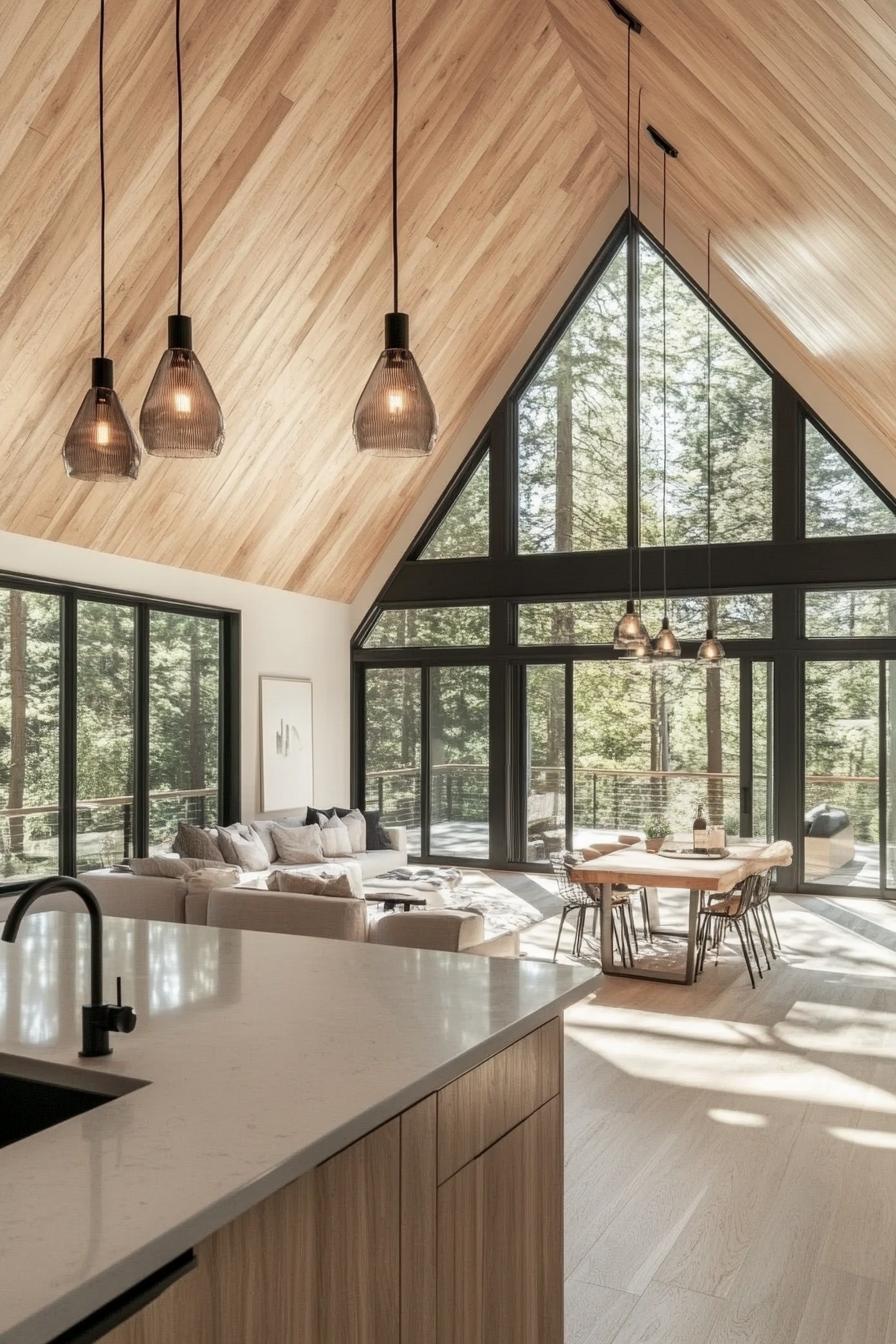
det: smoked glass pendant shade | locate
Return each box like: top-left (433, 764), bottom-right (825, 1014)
top-left (696, 628), bottom-right (725, 664)
top-left (653, 615), bottom-right (682, 658)
top-left (353, 313), bottom-right (437, 458)
top-left (63, 358), bottom-right (141, 482)
top-left (141, 316), bottom-right (224, 458)
top-left (613, 599), bottom-right (648, 649)
top-left (623, 632), bottom-right (654, 662)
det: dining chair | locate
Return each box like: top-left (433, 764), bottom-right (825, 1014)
top-left (696, 872), bottom-right (766, 988)
top-left (549, 853), bottom-right (635, 965)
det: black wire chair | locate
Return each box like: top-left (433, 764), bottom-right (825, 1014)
top-left (549, 852), bottom-right (636, 965)
top-left (696, 871), bottom-right (767, 988)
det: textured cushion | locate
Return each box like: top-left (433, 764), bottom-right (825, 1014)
top-left (327, 807), bottom-right (367, 854)
top-left (250, 815), bottom-right (308, 863)
top-left (272, 823), bottom-right (324, 865)
top-left (271, 868), bottom-right (356, 899)
top-left (214, 823), bottom-right (270, 872)
top-left (363, 809), bottom-right (395, 850)
top-left (174, 821), bottom-right (225, 863)
top-left (124, 855), bottom-right (230, 878)
top-left (185, 865), bottom-right (241, 894)
top-left (320, 814), bottom-right (352, 858)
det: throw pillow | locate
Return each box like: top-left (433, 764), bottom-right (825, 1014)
top-left (320, 814), bottom-right (352, 858)
top-left (174, 821), bottom-right (225, 863)
top-left (271, 823), bottom-right (324, 865)
top-left (126, 856), bottom-right (191, 878)
top-left (272, 868), bottom-right (357, 899)
top-left (363, 810), bottom-right (395, 851)
top-left (327, 807), bottom-right (367, 854)
top-left (213, 823), bottom-right (270, 872)
top-left (185, 865), bottom-right (241, 893)
top-left (305, 805), bottom-right (328, 828)
top-left (249, 815), bottom-right (308, 863)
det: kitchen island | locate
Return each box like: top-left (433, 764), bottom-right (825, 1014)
top-left (0, 911), bottom-right (598, 1344)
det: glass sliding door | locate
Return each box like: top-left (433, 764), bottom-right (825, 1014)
top-left (76, 601), bottom-right (135, 870)
top-left (0, 588), bottom-right (61, 878)
top-left (525, 664), bottom-right (566, 861)
top-left (430, 665), bottom-right (490, 858)
top-left (148, 611), bottom-right (221, 852)
top-left (364, 667), bottom-right (422, 854)
top-left (749, 661), bottom-right (774, 839)
top-left (804, 659), bottom-right (880, 889)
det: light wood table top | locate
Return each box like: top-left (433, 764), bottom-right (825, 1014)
top-left (569, 841), bottom-right (791, 893)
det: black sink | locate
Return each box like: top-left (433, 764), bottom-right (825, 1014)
top-left (0, 1072), bottom-right (118, 1148)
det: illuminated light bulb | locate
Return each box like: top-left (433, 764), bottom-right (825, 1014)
top-left (613, 599), bottom-right (649, 649)
top-left (653, 615), bottom-right (682, 658)
top-left (354, 313), bottom-right (437, 457)
top-left (63, 358), bottom-right (141, 482)
top-left (696, 628), bottom-right (726, 664)
top-left (141, 315), bottom-right (224, 458)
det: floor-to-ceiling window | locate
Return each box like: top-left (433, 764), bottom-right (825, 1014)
top-left (353, 214), bottom-right (896, 891)
top-left (0, 575), bottom-right (238, 879)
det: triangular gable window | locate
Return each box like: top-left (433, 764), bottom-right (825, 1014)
top-left (805, 419), bottom-right (896, 537)
top-left (419, 451), bottom-right (490, 560)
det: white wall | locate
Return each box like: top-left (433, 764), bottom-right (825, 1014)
top-left (0, 531), bottom-right (353, 820)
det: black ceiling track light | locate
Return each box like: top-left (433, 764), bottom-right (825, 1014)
top-left (141, 0), bottom-right (224, 458)
top-left (353, 0), bottom-right (438, 457)
top-left (63, 0), bottom-right (141, 482)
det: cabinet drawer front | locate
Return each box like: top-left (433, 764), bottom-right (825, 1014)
top-left (437, 1017), bottom-right (560, 1182)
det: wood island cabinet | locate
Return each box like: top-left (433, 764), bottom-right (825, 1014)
top-left (101, 1018), bottom-right (562, 1344)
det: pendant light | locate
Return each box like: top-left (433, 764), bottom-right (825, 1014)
top-left (63, 0), bottom-right (141, 482)
top-left (649, 128), bottom-right (681, 658)
top-left (697, 230), bottom-right (725, 665)
top-left (141, 0), bottom-right (223, 458)
top-left (353, 0), bottom-right (437, 457)
top-left (612, 10), bottom-right (648, 650)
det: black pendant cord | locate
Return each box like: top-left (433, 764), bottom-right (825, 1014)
top-left (391, 0), bottom-right (399, 315)
top-left (176, 0), bottom-right (184, 316)
top-left (98, 0), bottom-right (106, 359)
top-left (706, 229), bottom-right (713, 603)
top-left (661, 151), bottom-right (668, 618)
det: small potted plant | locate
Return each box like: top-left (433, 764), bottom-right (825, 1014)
top-left (644, 816), bottom-right (669, 853)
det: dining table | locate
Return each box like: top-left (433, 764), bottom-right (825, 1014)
top-left (568, 839), bottom-right (792, 985)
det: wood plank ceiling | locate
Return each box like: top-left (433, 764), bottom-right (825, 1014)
top-left (0, 0), bottom-right (614, 601)
top-left (3, 1), bottom-right (896, 600)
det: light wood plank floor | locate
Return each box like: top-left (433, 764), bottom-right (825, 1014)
top-left (517, 892), bottom-right (896, 1344)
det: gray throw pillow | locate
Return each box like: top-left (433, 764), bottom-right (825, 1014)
top-left (214, 823), bottom-right (270, 872)
top-left (250, 814), bottom-right (308, 863)
top-left (174, 822), bottom-right (225, 863)
top-left (271, 823), bottom-right (324, 865)
top-left (320, 814), bottom-right (352, 858)
top-left (272, 868), bottom-right (356, 899)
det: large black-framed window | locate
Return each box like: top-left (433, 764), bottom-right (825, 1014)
top-left (352, 213), bottom-right (896, 895)
top-left (0, 570), bottom-right (239, 879)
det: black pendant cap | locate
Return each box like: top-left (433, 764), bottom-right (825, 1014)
top-left (167, 314), bottom-right (193, 350)
top-left (385, 311), bottom-right (409, 350)
top-left (91, 357), bottom-right (114, 390)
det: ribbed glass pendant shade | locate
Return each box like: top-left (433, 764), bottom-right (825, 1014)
top-left (141, 316), bottom-right (224, 458)
top-left (654, 615), bottom-right (682, 658)
top-left (613, 599), bottom-right (648, 649)
top-left (696, 628), bottom-right (725, 664)
top-left (354, 313), bottom-right (437, 458)
top-left (63, 358), bottom-right (141, 482)
top-left (623, 632), bottom-right (654, 662)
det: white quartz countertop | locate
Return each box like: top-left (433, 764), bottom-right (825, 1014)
top-left (0, 912), bottom-right (598, 1344)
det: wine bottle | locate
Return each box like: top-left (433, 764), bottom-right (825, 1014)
top-left (693, 803), bottom-right (708, 853)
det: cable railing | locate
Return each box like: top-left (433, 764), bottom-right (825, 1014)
top-left (366, 762), bottom-right (878, 847)
top-left (0, 787), bottom-right (218, 878)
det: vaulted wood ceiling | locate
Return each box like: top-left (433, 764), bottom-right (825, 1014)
top-left (3, 1), bottom-right (896, 601)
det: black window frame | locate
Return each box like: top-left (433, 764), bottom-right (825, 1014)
top-left (351, 213), bottom-right (896, 896)
top-left (0, 567), bottom-right (240, 876)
